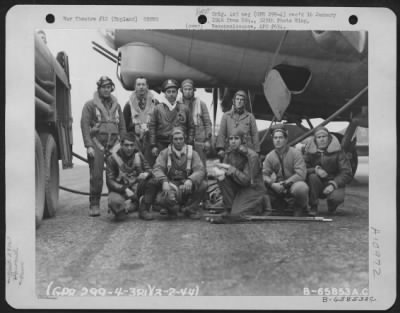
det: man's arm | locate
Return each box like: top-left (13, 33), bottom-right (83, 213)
top-left (331, 151), bottom-right (353, 188)
top-left (105, 156), bottom-right (126, 193)
top-left (185, 106), bottom-right (195, 145)
top-left (80, 102), bottom-right (95, 148)
top-left (250, 115), bottom-right (260, 153)
top-left (227, 161), bottom-right (251, 187)
top-left (117, 105), bottom-right (127, 137)
top-left (200, 101), bottom-right (212, 140)
top-left (152, 149), bottom-right (169, 184)
top-left (187, 151), bottom-right (206, 187)
top-left (148, 107), bottom-right (158, 147)
top-left (215, 114), bottom-right (227, 150)
top-left (286, 149), bottom-right (307, 183)
top-left (303, 152), bottom-right (317, 174)
top-left (140, 152), bottom-right (152, 174)
top-left (123, 102), bottom-right (134, 133)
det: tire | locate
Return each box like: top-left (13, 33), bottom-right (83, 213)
top-left (40, 133), bottom-right (59, 218)
top-left (348, 149), bottom-right (358, 177)
top-left (332, 132), bottom-right (358, 177)
top-left (35, 131), bottom-right (45, 228)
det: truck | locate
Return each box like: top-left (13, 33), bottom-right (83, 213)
top-left (35, 31), bottom-right (73, 228)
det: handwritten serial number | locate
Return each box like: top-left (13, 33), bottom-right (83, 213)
top-left (46, 281), bottom-right (199, 297)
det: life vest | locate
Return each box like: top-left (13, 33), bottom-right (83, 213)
top-left (166, 144), bottom-right (193, 180)
top-left (92, 98), bottom-right (120, 150)
top-left (111, 151), bottom-right (142, 187)
top-left (188, 97), bottom-right (202, 126)
top-left (129, 92), bottom-right (156, 132)
top-left (94, 101), bottom-right (120, 135)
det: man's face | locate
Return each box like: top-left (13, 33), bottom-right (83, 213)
top-left (121, 139), bottom-right (136, 157)
top-left (234, 95), bottom-right (246, 109)
top-left (273, 131), bottom-right (287, 149)
top-left (98, 84), bottom-right (113, 99)
top-left (182, 86), bottom-right (194, 100)
top-left (165, 88), bottom-right (178, 104)
top-left (315, 133), bottom-right (329, 150)
top-left (229, 135), bottom-right (242, 150)
top-left (135, 78), bottom-right (148, 97)
top-left (172, 133), bottom-right (185, 151)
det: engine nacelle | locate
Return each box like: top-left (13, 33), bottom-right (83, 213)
top-left (311, 31), bottom-right (367, 56)
top-left (118, 43), bottom-right (217, 90)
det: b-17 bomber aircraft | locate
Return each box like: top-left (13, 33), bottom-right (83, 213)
top-left (93, 29), bottom-right (368, 173)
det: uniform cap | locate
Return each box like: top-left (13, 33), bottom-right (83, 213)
top-left (271, 124), bottom-right (289, 138)
top-left (234, 90), bottom-right (248, 99)
top-left (97, 76), bottom-right (114, 88)
top-left (121, 132), bottom-right (136, 143)
top-left (171, 126), bottom-right (185, 137)
top-left (162, 79), bottom-right (179, 92)
top-left (229, 128), bottom-right (245, 138)
top-left (314, 126), bottom-right (330, 137)
top-left (181, 79), bottom-right (195, 89)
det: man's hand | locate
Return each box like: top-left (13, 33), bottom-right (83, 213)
top-left (323, 184), bottom-right (335, 195)
top-left (217, 149), bottom-right (225, 160)
top-left (152, 147), bottom-right (159, 157)
top-left (125, 188), bottom-right (135, 198)
top-left (203, 140), bottom-right (211, 153)
top-left (138, 172), bottom-right (149, 180)
top-left (263, 175), bottom-right (273, 187)
top-left (315, 165), bottom-right (328, 178)
top-left (162, 181), bottom-right (171, 192)
top-left (271, 182), bottom-right (285, 194)
top-left (183, 179), bottom-right (193, 192)
top-left (87, 147), bottom-right (95, 158)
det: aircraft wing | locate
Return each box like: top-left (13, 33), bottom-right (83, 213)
top-left (98, 29), bottom-right (368, 123)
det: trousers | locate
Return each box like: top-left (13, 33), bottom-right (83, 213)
top-left (88, 145), bottom-right (108, 206)
top-left (268, 181), bottom-right (309, 212)
top-left (307, 173), bottom-right (345, 210)
top-left (108, 179), bottom-right (151, 214)
top-left (145, 179), bottom-right (207, 212)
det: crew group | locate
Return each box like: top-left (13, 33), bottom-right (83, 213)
top-left (80, 76), bottom-right (353, 222)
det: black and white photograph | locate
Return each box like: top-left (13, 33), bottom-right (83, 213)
top-left (5, 5), bottom-right (396, 310)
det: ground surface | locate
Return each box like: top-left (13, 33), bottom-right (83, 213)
top-left (36, 157), bottom-right (369, 297)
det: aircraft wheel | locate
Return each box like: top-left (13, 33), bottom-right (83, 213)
top-left (333, 132), bottom-right (359, 177)
top-left (40, 133), bottom-right (59, 218)
top-left (347, 149), bottom-right (358, 177)
top-left (35, 131), bottom-right (45, 228)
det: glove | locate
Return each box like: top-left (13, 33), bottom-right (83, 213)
top-left (217, 149), bottom-right (225, 160)
top-left (183, 179), bottom-right (193, 193)
top-left (87, 147), bottom-right (95, 158)
top-left (315, 165), bottom-right (328, 178)
top-left (125, 188), bottom-right (135, 198)
top-left (138, 172), bottom-right (149, 180)
top-left (271, 182), bottom-right (285, 194)
top-left (323, 184), bottom-right (335, 195)
top-left (162, 181), bottom-right (171, 192)
top-left (152, 147), bottom-right (159, 157)
top-left (216, 172), bottom-right (226, 181)
top-left (263, 175), bottom-right (273, 187)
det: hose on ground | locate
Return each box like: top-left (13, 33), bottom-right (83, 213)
top-left (59, 185), bottom-right (108, 197)
top-left (59, 151), bottom-right (107, 197)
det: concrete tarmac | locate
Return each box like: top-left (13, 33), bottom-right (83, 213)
top-left (36, 157), bottom-right (369, 297)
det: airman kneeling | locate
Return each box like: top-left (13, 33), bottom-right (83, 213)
top-left (303, 126), bottom-right (352, 215)
top-left (148, 127), bottom-right (207, 218)
top-left (106, 133), bottom-right (154, 221)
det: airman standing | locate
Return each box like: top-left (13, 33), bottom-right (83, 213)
top-left (180, 79), bottom-right (212, 165)
top-left (148, 79), bottom-right (195, 164)
top-left (216, 90), bottom-right (260, 160)
top-left (81, 76), bottom-right (126, 216)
